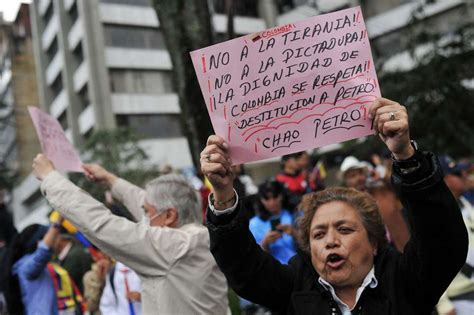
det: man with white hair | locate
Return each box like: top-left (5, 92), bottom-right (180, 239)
top-left (32, 155), bottom-right (229, 315)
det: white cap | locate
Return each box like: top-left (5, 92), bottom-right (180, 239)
top-left (340, 156), bottom-right (366, 173)
top-left (359, 161), bottom-right (374, 172)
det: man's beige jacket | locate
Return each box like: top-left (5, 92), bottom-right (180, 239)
top-left (41, 171), bottom-right (229, 315)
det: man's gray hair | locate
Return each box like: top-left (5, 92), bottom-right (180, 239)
top-left (145, 174), bottom-right (202, 227)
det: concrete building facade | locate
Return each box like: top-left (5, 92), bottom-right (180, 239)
top-left (6, 0), bottom-right (472, 228)
top-left (12, 0), bottom-right (266, 228)
top-left (1, 5), bottom-right (42, 202)
top-left (0, 5), bottom-right (41, 228)
top-left (0, 14), bottom-right (16, 176)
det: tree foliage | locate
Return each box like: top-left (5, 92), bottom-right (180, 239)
top-left (151, 0), bottom-right (215, 168)
top-left (70, 128), bottom-right (160, 203)
top-left (379, 20), bottom-right (474, 157)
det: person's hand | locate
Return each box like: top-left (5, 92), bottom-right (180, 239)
top-left (82, 164), bottom-right (117, 187)
top-left (277, 224), bottom-right (295, 236)
top-left (261, 230), bottom-right (282, 251)
top-left (32, 154), bottom-right (55, 181)
top-left (126, 291), bottom-right (141, 302)
top-left (200, 135), bottom-right (234, 207)
top-left (369, 98), bottom-right (414, 160)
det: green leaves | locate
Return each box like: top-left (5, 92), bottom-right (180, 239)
top-left (379, 22), bottom-right (474, 157)
top-left (70, 128), bottom-right (159, 203)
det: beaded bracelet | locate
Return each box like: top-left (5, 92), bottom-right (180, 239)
top-left (210, 193), bottom-right (236, 208)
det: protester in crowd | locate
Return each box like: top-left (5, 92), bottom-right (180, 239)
top-left (339, 155), bottom-right (368, 191)
top-left (99, 261), bottom-right (142, 315)
top-left (82, 196), bottom-right (146, 314)
top-left (83, 249), bottom-right (112, 315)
top-left (297, 151), bottom-right (325, 192)
top-left (201, 98), bottom-right (468, 314)
top-left (436, 155), bottom-right (474, 315)
top-left (232, 164), bottom-right (259, 221)
top-left (31, 161), bottom-right (230, 314)
top-left (233, 164), bottom-right (258, 199)
top-left (371, 153), bottom-right (391, 183)
top-left (4, 221), bottom-right (86, 315)
top-left (440, 155), bottom-right (474, 218)
top-left (53, 228), bottom-right (93, 294)
top-left (182, 166), bottom-right (212, 222)
top-left (250, 179), bottom-right (297, 264)
top-left (366, 180), bottom-right (410, 253)
top-left (239, 179), bottom-right (293, 315)
top-left (0, 190), bottom-right (17, 250)
top-left (0, 191), bottom-right (17, 314)
top-left (462, 161), bottom-right (474, 205)
top-left (276, 151), bottom-right (313, 211)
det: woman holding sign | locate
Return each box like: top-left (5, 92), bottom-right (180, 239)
top-left (201, 98), bottom-right (468, 314)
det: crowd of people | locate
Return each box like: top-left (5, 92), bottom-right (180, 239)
top-left (0, 97), bottom-right (473, 314)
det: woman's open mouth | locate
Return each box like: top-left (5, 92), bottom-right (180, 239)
top-left (326, 253), bottom-right (345, 269)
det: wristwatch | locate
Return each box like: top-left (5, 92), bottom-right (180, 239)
top-left (392, 140), bottom-right (422, 174)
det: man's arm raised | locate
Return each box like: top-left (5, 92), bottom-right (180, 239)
top-left (82, 163), bottom-right (145, 221)
top-left (33, 154), bottom-right (182, 276)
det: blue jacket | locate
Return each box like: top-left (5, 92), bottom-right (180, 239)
top-left (12, 241), bottom-right (58, 315)
top-left (249, 210), bottom-right (296, 264)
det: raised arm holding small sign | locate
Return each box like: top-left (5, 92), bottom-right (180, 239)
top-left (28, 106), bottom-right (83, 173)
top-left (191, 6), bottom-right (379, 164)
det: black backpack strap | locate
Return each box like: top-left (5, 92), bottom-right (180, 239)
top-left (108, 266), bottom-right (118, 305)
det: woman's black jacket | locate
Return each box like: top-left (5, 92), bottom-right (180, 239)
top-left (207, 152), bottom-right (468, 315)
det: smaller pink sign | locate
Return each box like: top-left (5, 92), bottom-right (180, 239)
top-left (28, 106), bottom-right (83, 173)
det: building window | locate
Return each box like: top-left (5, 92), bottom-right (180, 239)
top-left (22, 190), bottom-right (44, 210)
top-left (46, 37), bottom-right (58, 64)
top-left (50, 74), bottom-right (63, 98)
top-left (116, 114), bottom-right (183, 139)
top-left (213, 0), bottom-right (258, 17)
top-left (57, 109), bottom-right (69, 130)
top-left (100, 0), bottom-right (151, 6)
top-left (109, 69), bottom-right (174, 94)
top-left (103, 25), bottom-right (167, 50)
top-left (42, 2), bottom-right (54, 25)
top-left (1, 85), bottom-right (14, 108)
top-left (77, 84), bottom-right (90, 111)
top-left (83, 127), bottom-right (94, 141)
top-left (68, 1), bottom-right (79, 21)
top-left (72, 41), bottom-right (84, 71)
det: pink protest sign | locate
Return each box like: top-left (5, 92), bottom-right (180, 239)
top-left (28, 106), bottom-right (83, 173)
top-left (191, 6), bottom-right (380, 164)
